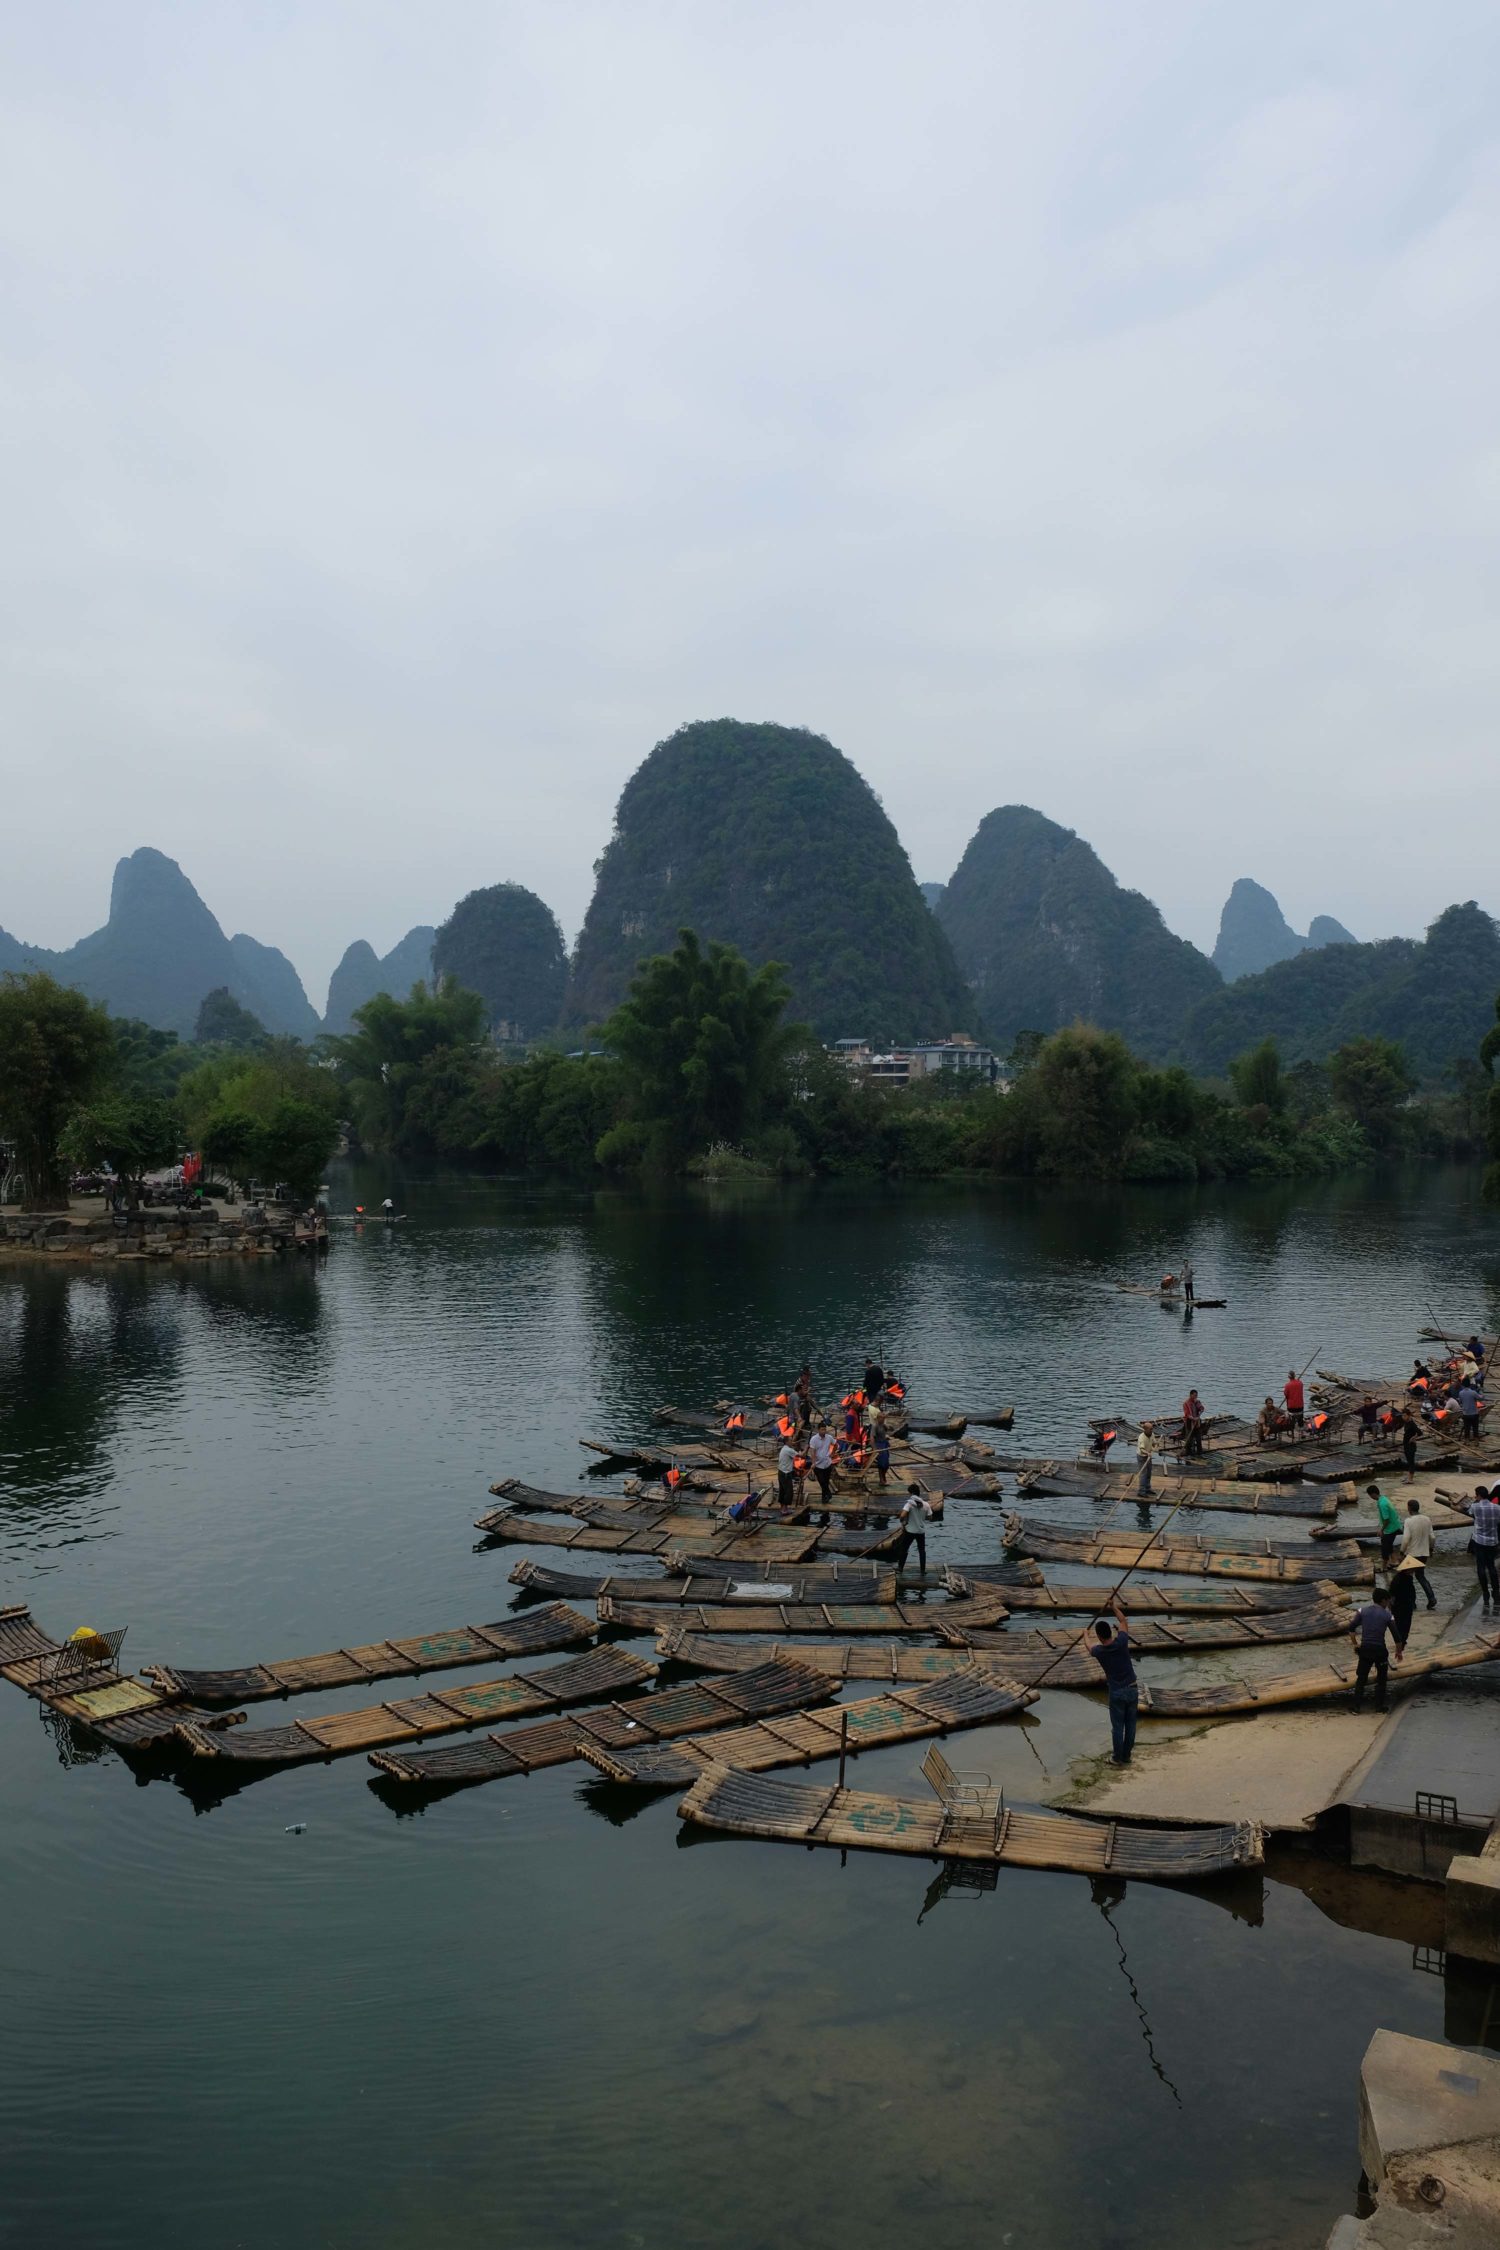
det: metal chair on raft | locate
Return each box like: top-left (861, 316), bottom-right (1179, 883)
top-left (921, 1742), bottom-right (1009, 1856)
top-left (44, 1626), bottom-right (128, 1694)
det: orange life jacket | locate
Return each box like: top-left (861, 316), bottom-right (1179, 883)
top-left (724, 1412), bottom-right (744, 1431)
top-left (887, 1382), bottom-right (905, 1399)
top-left (1310, 1412), bottom-right (1328, 1432)
top-left (666, 1467), bottom-right (681, 1487)
top-left (794, 1455), bottom-right (808, 1474)
top-left (775, 1393), bottom-right (788, 1406)
top-left (778, 1416), bottom-right (794, 1440)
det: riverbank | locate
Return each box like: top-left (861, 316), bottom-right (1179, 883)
top-left (0, 1194), bottom-right (327, 1261)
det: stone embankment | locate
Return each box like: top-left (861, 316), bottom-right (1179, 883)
top-left (0, 1202), bottom-right (325, 1261)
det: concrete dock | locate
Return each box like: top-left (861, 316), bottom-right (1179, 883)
top-left (1326, 2030), bottom-right (1500, 2247)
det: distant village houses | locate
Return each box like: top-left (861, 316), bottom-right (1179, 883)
top-left (828, 1034), bottom-right (1008, 1089)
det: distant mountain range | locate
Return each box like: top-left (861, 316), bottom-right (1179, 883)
top-left (0, 848), bottom-right (440, 1041)
top-left (324, 928), bottom-right (436, 1035)
top-left (0, 849), bottom-right (321, 1039)
top-left (1, 734), bottom-right (1491, 1085)
top-left (1211, 877), bottom-right (1355, 981)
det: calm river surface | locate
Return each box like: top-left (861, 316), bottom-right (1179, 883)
top-left (2, 1165), bottom-right (1498, 2250)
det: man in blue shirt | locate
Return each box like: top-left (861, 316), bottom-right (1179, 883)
top-left (1349, 1588), bottom-right (1400, 1712)
top-left (1457, 1382), bottom-right (1482, 1443)
top-left (1090, 1600), bottom-right (1139, 1765)
top-left (1463, 1484), bottom-right (1500, 1611)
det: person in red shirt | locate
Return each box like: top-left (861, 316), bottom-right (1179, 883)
top-left (1283, 1371), bottom-right (1305, 1429)
top-left (1181, 1387), bottom-right (1206, 1458)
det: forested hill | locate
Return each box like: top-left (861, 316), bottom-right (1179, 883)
top-left (936, 806), bottom-right (1221, 1060)
top-left (432, 882), bottom-right (566, 1038)
top-left (564, 719), bottom-right (976, 1041)
top-left (1181, 902), bottom-right (1500, 1081)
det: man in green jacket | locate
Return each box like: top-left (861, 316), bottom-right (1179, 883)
top-left (1368, 1483), bottom-right (1404, 1567)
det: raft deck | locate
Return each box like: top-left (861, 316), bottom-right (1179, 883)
top-left (946, 1569), bottom-right (1325, 1612)
top-left (509, 1559), bottom-right (899, 1603)
top-left (0, 1606), bottom-right (232, 1751)
top-left (595, 1590), bottom-right (1011, 1637)
top-left (677, 1766), bottom-right (1263, 1880)
top-left (575, 1666), bottom-right (1038, 1788)
top-left (175, 1645), bottom-right (656, 1766)
top-left (145, 1601), bottom-right (594, 1705)
top-left (1017, 1468), bottom-right (1341, 1518)
top-left (1137, 1619), bottom-right (1500, 1718)
top-left (367, 1656), bottom-right (837, 1792)
top-left (653, 1594), bottom-right (1354, 1684)
top-left (1005, 1515), bottom-right (1369, 1586)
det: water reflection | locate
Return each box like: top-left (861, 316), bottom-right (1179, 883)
top-left (1092, 1877), bottom-right (1184, 2107)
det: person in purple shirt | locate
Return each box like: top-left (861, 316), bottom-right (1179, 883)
top-left (1349, 1588), bottom-right (1400, 1712)
top-left (1090, 1600), bottom-right (1138, 1764)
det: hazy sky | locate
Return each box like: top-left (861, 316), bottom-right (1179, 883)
top-left (4, 3), bottom-right (1498, 1008)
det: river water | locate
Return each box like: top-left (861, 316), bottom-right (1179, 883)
top-left (2, 1165), bottom-right (1498, 2250)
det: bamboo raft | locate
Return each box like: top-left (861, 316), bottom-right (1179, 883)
top-left (1016, 1467), bottom-right (1341, 1519)
top-left (654, 1595), bottom-right (1354, 1685)
top-left (175, 1645), bottom-right (657, 1766)
top-left (596, 1590), bottom-right (1012, 1637)
top-left (1138, 1619), bottom-right (1500, 1717)
top-left (478, 1504), bottom-right (898, 1564)
top-left (944, 1568), bottom-right (1326, 1612)
top-left (580, 1437), bottom-right (732, 1471)
top-left (575, 1666), bottom-right (1039, 1788)
top-left (899, 1404), bottom-right (1015, 1431)
top-left (954, 1596), bottom-right (1354, 1675)
top-left (0, 1606), bottom-right (236, 1751)
top-left (480, 1482), bottom-right (902, 1558)
top-left (367, 1656), bottom-right (836, 1791)
top-left (656, 1630), bottom-right (1023, 1683)
top-left (478, 1506), bottom-right (828, 1562)
top-left (1004, 1516), bottom-right (1369, 1586)
top-left (144, 1602), bottom-right (595, 1705)
top-left (677, 1765), bottom-right (1262, 1880)
top-left (509, 1559), bottom-right (899, 1603)
top-left (620, 1474), bottom-right (950, 1516)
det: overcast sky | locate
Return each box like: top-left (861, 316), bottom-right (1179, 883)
top-left (3, 3), bottom-right (1497, 1008)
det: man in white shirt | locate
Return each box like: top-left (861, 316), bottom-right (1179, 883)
top-left (896, 1483), bottom-right (933, 1578)
top-left (807, 1421), bottom-right (836, 1514)
top-left (1399, 1499), bottom-right (1437, 1609)
top-left (777, 1441), bottom-right (797, 1510)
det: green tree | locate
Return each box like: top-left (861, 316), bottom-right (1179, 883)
top-left (63, 1093), bottom-right (185, 1208)
top-left (1329, 1036), bottom-right (1415, 1151)
top-left (1009, 1023), bottom-right (1139, 1177)
top-left (1228, 1037), bottom-right (1288, 1118)
top-left (324, 979), bottom-right (487, 1152)
top-left (180, 1041), bottom-right (340, 1191)
top-left (254, 1097), bottom-right (338, 1192)
top-left (597, 929), bottom-right (801, 1167)
top-left (194, 987), bottom-right (267, 1048)
top-left (110, 1018), bottom-right (198, 1097)
top-left (0, 972), bottom-right (115, 1207)
top-left (1479, 997), bottom-right (1500, 1202)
